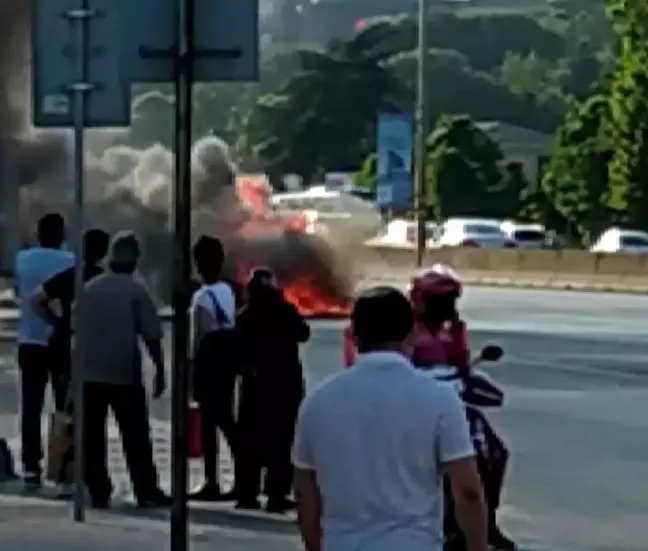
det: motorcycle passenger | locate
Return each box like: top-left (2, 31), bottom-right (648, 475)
top-left (411, 266), bottom-right (516, 551)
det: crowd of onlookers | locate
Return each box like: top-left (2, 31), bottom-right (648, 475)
top-left (13, 212), bottom-right (495, 551)
top-left (15, 213), bottom-right (308, 512)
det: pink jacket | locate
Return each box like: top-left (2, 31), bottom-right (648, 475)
top-left (342, 322), bottom-right (448, 368)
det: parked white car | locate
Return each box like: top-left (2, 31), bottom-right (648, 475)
top-left (434, 218), bottom-right (516, 248)
top-left (500, 221), bottom-right (547, 249)
top-left (590, 228), bottom-right (648, 254)
top-left (365, 219), bottom-right (438, 248)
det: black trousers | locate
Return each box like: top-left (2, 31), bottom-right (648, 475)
top-left (83, 382), bottom-right (159, 501)
top-left (197, 377), bottom-right (238, 486)
top-left (443, 428), bottom-right (509, 545)
top-left (18, 343), bottom-right (70, 473)
top-left (193, 331), bottom-right (240, 487)
top-left (236, 375), bottom-right (302, 502)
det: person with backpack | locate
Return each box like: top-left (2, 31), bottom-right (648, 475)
top-left (188, 236), bottom-right (239, 501)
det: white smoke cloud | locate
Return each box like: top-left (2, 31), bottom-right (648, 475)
top-left (0, 0), bottom-right (353, 306)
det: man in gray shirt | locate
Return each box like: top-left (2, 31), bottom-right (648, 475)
top-left (74, 231), bottom-right (170, 508)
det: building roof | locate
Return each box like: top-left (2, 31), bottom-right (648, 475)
top-left (476, 121), bottom-right (552, 154)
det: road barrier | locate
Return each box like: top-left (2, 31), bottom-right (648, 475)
top-left (354, 246), bottom-right (648, 292)
top-left (1, 247), bottom-right (646, 316)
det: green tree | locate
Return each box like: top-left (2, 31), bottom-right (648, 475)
top-left (426, 114), bottom-right (504, 219)
top-left (542, 93), bottom-right (612, 243)
top-left (241, 21), bottom-right (406, 180)
top-left (499, 161), bottom-right (530, 218)
top-left (354, 153), bottom-right (377, 190)
top-left (499, 51), bottom-right (567, 103)
top-left (603, 0), bottom-right (648, 229)
top-left (387, 48), bottom-right (563, 133)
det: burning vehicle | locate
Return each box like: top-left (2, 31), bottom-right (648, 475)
top-left (0, 1), bottom-right (353, 316)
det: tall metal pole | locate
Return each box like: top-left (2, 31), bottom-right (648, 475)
top-left (170, 0), bottom-right (194, 548)
top-left (68, 2), bottom-right (92, 523)
top-left (414, 0), bottom-right (429, 268)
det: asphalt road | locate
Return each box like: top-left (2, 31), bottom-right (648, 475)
top-left (1, 286), bottom-right (648, 551)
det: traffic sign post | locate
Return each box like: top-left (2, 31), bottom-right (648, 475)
top-left (170, 0), bottom-right (194, 548)
top-left (32, 0), bottom-right (259, 545)
top-left (68, 4), bottom-right (91, 524)
top-left (32, 0), bottom-right (129, 523)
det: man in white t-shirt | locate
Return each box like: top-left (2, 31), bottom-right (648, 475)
top-left (292, 286), bottom-right (488, 551)
top-left (188, 236), bottom-right (239, 502)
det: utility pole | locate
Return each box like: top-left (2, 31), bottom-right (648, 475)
top-left (414, 0), bottom-right (429, 268)
top-left (170, 0), bottom-right (194, 549)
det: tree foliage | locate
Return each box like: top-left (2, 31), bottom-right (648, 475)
top-left (241, 21), bottom-right (407, 180)
top-left (542, 93), bottom-right (612, 242)
top-left (603, 0), bottom-right (648, 228)
top-left (426, 115), bottom-right (505, 219)
top-left (123, 4), bottom-right (621, 239)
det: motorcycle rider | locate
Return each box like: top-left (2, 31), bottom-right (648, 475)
top-left (410, 265), bottom-right (516, 551)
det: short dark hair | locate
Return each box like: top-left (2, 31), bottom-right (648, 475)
top-left (83, 229), bottom-right (110, 263)
top-left (37, 213), bottom-right (66, 248)
top-left (352, 286), bottom-right (414, 352)
top-left (108, 231), bottom-right (141, 273)
top-left (192, 235), bottom-right (225, 282)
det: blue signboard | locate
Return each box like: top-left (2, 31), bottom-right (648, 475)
top-left (376, 112), bottom-right (413, 209)
top-left (125, 0), bottom-right (259, 83)
top-left (32, 0), bottom-right (131, 127)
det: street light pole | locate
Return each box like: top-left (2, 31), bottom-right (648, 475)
top-left (414, 0), bottom-right (429, 268)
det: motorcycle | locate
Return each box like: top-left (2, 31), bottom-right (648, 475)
top-left (415, 345), bottom-right (511, 551)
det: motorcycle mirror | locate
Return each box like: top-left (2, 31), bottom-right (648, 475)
top-left (479, 344), bottom-right (504, 362)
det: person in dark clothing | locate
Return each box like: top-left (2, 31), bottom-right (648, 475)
top-left (235, 267), bottom-right (310, 513)
top-left (33, 229), bottom-right (110, 401)
top-left (189, 236), bottom-right (240, 502)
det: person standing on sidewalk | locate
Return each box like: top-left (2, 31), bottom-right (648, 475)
top-left (188, 236), bottom-right (239, 501)
top-left (292, 286), bottom-right (488, 551)
top-left (32, 229), bottom-right (110, 398)
top-left (73, 231), bottom-right (170, 508)
top-left (235, 267), bottom-right (310, 513)
top-left (31, 228), bottom-right (110, 496)
top-left (14, 213), bottom-right (74, 487)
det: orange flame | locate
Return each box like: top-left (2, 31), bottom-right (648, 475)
top-left (233, 175), bottom-right (351, 318)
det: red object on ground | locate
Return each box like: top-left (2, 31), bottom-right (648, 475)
top-left (343, 325), bottom-right (356, 367)
top-left (187, 402), bottom-right (203, 459)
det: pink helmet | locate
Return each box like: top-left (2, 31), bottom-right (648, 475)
top-left (409, 264), bottom-right (462, 314)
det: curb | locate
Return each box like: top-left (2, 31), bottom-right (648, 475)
top-left (0, 485), bottom-right (297, 535)
top-left (362, 272), bottom-right (648, 295)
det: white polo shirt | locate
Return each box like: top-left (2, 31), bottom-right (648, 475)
top-left (292, 351), bottom-right (475, 551)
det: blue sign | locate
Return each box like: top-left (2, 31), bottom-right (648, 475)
top-left (125, 0), bottom-right (259, 83)
top-left (32, 0), bottom-right (260, 128)
top-left (32, 0), bottom-right (131, 127)
top-left (376, 112), bottom-right (413, 209)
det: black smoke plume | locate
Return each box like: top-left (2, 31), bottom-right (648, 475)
top-left (0, 0), bottom-right (353, 307)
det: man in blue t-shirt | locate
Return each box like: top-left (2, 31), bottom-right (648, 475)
top-left (14, 213), bottom-right (74, 487)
